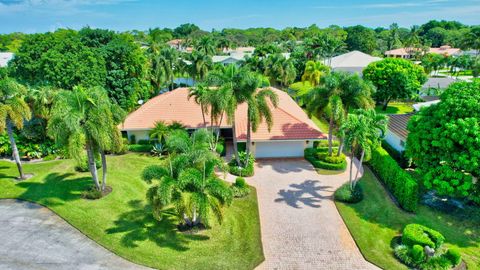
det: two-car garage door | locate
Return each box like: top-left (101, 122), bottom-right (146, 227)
top-left (254, 141), bottom-right (306, 158)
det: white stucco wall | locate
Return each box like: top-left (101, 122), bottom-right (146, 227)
top-left (251, 140), bottom-right (314, 158)
top-left (126, 130), bottom-right (150, 143)
top-left (384, 131), bottom-right (406, 152)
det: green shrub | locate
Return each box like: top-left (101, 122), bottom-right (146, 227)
top-left (42, 154), bottom-right (57, 161)
top-left (381, 140), bottom-right (410, 168)
top-left (129, 134), bottom-right (136, 144)
top-left (444, 248), bottom-right (461, 266)
top-left (394, 245), bottom-right (415, 267)
top-left (305, 148), bottom-right (347, 171)
top-left (81, 186), bottom-right (103, 200)
top-left (228, 152), bottom-right (255, 177)
top-left (368, 146), bottom-right (418, 212)
top-left (421, 255), bottom-right (453, 270)
top-left (75, 157), bottom-right (101, 172)
top-left (318, 152), bottom-right (346, 164)
top-left (411, 244), bottom-right (425, 263)
top-left (137, 139), bottom-right (151, 145)
top-left (402, 224), bottom-right (445, 249)
top-left (231, 177), bottom-right (251, 198)
top-left (334, 183), bottom-right (363, 203)
top-left (216, 140), bottom-right (226, 156)
top-left (315, 140), bottom-right (340, 148)
top-left (128, 144), bottom-right (153, 153)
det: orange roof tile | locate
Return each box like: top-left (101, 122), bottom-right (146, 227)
top-left (120, 87), bottom-right (326, 141)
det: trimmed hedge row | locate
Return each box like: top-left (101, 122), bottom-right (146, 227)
top-left (381, 140), bottom-right (410, 168)
top-left (402, 224), bottom-right (445, 248)
top-left (128, 144), bottom-right (153, 152)
top-left (369, 146), bottom-right (418, 212)
top-left (304, 148), bottom-right (347, 171)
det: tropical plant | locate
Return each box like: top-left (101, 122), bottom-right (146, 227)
top-left (142, 129), bottom-right (232, 227)
top-left (301, 60), bottom-right (330, 87)
top-left (0, 78), bottom-right (31, 179)
top-left (149, 46), bottom-right (178, 91)
top-left (188, 83), bottom-right (211, 127)
top-left (264, 54), bottom-right (297, 87)
top-left (194, 35), bottom-right (216, 56)
top-left (48, 86), bottom-right (125, 193)
top-left (341, 109), bottom-right (387, 189)
top-left (188, 51), bottom-right (213, 81)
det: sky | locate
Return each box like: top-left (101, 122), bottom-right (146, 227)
top-left (0, 0), bottom-right (479, 34)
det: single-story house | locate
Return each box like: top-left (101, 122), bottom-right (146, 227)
top-left (0, 52), bottom-right (14, 67)
top-left (120, 87), bottom-right (326, 158)
top-left (324, 50), bottom-right (382, 74)
top-left (384, 100), bottom-right (440, 152)
top-left (212, 54), bottom-right (245, 66)
top-left (385, 45), bottom-right (461, 59)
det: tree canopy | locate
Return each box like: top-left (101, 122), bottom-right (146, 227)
top-left (406, 81), bottom-right (480, 203)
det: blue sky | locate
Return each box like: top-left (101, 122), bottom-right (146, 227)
top-left (0, 0), bottom-right (479, 33)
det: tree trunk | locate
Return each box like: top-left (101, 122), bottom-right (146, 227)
top-left (349, 147), bottom-right (355, 190)
top-left (214, 113), bottom-right (224, 150)
top-left (245, 118), bottom-right (251, 167)
top-left (353, 149), bottom-right (365, 187)
top-left (231, 117), bottom-right (241, 166)
top-left (86, 141), bottom-right (100, 190)
top-left (100, 150), bottom-right (107, 192)
top-left (337, 139), bottom-right (344, 156)
top-left (201, 105), bottom-right (207, 128)
top-left (382, 99), bottom-right (390, 111)
top-left (6, 120), bottom-right (25, 179)
top-left (328, 114), bottom-right (334, 156)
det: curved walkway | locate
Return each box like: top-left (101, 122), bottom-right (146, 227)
top-left (0, 199), bottom-right (151, 270)
top-left (228, 158), bottom-right (378, 270)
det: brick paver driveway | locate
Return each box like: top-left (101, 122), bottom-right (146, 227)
top-left (0, 199), bottom-right (151, 270)
top-left (242, 158), bottom-right (379, 270)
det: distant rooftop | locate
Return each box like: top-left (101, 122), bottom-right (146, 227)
top-left (385, 45), bottom-right (461, 57)
top-left (0, 52), bottom-right (14, 67)
top-left (422, 77), bottom-right (457, 90)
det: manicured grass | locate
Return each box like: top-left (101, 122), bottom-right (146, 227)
top-left (375, 102), bottom-right (414, 115)
top-left (336, 167), bottom-right (480, 270)
top-left (0, 153), bottom-right (264, 270)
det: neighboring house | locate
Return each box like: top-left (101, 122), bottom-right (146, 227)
top-left (324, 50), bottom-right (382, 74)
top-left (385, 45), bottom-right (461, 59)
top-left (0, 52), bottom-right (14, 67)
top-left (212, 54), bottom-right (245, 66)
top-left (120, 87), bottom-right (326, 158)
top-left (384, 100), bottom-right (440, 152)
top-left (167, 39), bottom-right (193, 52)
top-left (420, 77), bottom-right (457, 100)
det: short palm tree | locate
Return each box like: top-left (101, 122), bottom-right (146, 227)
top-left (188, 83), bottom-right (211, 127)
top-left (48, 86), bottom-right (125, 192)
top-left (142, 129), bottom-right (232, 227)
top-left (0, 78), bottom-right (31, 179)
top-left (301, 60), bottom-right (330, 87)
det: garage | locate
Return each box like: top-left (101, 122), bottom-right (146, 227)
top-left (254, 140), bottom-right (308, 158)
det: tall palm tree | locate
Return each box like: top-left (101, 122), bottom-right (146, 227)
top-left (48, 86), bottom-right (125, 192)
top-left (194, 36), bottom-right (216, 56)
top-left (301, 60), bottom-right (330, 87)
top-left (188, 51), bottom-right (213, 81)
top-left (245, 87), bottom-right (279, 164)
top-left (341, 109), bottom-right (387, 189)
top-left (150, 47), bottom-right (178, 91)
top-left (264, 54), bottom-right (297, 87)
top-left (0, 78), bottom-right (31, 179)
top-left (142, 129), bottom-right (232, 227)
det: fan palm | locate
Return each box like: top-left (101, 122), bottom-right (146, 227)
top-left (48, 86), bottom-right (125, 192)
top-left (301, 60), bottom-right (330, 87)
top-left (0, 78), bottom-right (31, 179)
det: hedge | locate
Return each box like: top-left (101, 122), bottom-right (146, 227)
top-left (402, 224), bottom-right (445, 249)
top-left (368, 146), bottom-right (419, 212)
top-left (304, 148), bottom-right (347, 171)
top-left (381, 140), bottom-right (410, 168)
top-left (128, 144), bottom-right (153, 152)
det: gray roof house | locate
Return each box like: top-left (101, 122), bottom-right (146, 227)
top-left (324, 50), bottom-right (382, 73)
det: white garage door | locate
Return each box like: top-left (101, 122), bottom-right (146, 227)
top-left (254, 141), bottom-right (306, 158)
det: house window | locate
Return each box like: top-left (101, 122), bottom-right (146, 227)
top-left (400, 140), bottom-right (406, 147)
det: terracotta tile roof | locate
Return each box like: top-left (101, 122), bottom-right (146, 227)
top-left (120, 87), bottom-right (326, 141)
top-left (387, 114), bottom-right (413, 140)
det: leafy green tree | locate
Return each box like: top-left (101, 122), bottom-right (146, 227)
top-left (406, 81), bottom-right (480, 203)
top-left (194, 35), bottom-right (216, 56)
top-left (48, 86), bottom-right (125, 192)
top-left (301, 60), bottom-right (330, 87)
top-left (363, 58), bottom-right (427, 110)
top-left (264, 54), bottom-right (297, 87)
top-left (10, 30), bottom-right (107, 89)
top-left (173, 23), bottom-right (201, 38)
top-left (253, 43), bottom-right (281, 57)
top-left (142, 129), bottom-right (232, 227)
top-left (386, 23), bottom-right (403, 50)
top-left (188, 51), bottom-right (213, 81)
top-left (149, 46), bottom-right (178, 91)
top-left (0, 78), bottom-right (31, 179)
top-left (344, 25), bottom-right (378, 54)
top-left (462, 26), bottom-right (480, 55)
top-left (421, 53), bottom-right (446, 75)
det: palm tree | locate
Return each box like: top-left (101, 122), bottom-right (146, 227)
top-left (188, 51), bottom-right (213, 81)
top-left (264, 54), bottom-right (297, 87)
top-left (0, 78), bottom-right (31, 179)
top-left (188, 83), bottom-right (211, 127)
top-left (48, 86), bottom-right (125, 192)
top-left (194, 36), bottom-right (216, 56)
top-left (301, 60), bottom-right (330, 87)
top-left (150, 47), bottom-right (178, 91)
top-left (142, 129), bottom-right (232, 227)
top-left (245, 87), bottom-right (279, 164)
top-left (341, 109), bottom-right (387, 189)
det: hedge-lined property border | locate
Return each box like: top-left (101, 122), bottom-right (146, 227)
top-left (368, 146), bottom-right (418, 212)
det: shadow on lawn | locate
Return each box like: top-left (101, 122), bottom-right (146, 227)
top-left (275, 180), bottom-right (332, 208)
top-left (0, 165), bottom-right (18, 180)
top-left (106, 200), bottom-right (209, 251)
top-left (16, 173), bottom-right (91, 206)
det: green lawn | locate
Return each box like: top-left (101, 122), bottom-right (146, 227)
top-left (336, 167), bottom-right (480, 270)
top-left (375, 102), bottom-right (414, 115)
top-left (0, 153), bottom-right (264, 270)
